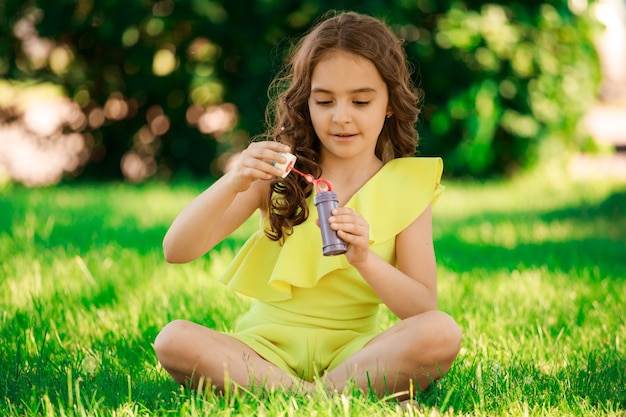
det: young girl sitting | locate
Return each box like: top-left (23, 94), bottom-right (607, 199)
top-left (154, 10), bottom-right (461, 399)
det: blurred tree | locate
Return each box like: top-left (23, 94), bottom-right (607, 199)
top-left (0, 0), bottom-right (602, 182)
top-left (411, 2), bottom-right (602, 176)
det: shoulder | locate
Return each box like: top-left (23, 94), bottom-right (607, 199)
top-left (384, 157), bottom-right (443, 177)
top-left (347, 157), bottom-right (443, 244)
top-left (380, 157), bottom-right (443, 197)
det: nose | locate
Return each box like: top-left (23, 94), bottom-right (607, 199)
top-left (332, 103), bottom-right (351, 124)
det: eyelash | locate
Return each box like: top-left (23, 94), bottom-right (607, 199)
top-left (314, 100), bottom-right (370, 106)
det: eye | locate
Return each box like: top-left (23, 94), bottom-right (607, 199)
top-left (315, 100), bottom-right (332, 106)
top-left (354, 101), bottom-right (370, 106)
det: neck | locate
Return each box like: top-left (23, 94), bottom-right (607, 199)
top-left (320, 153), bottom-right (381, 177)
top-left (320, 154), bottom-right (383, 205)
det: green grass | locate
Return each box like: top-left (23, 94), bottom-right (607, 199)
top-left (1, 168), bottom-right (625, 416)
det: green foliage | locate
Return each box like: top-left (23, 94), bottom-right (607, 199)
top-left (1, 0), bottom-right (602, 180)
top-left (1, 173), bottom-right (625, 415)
top-left (415, 3), bottom-right (602, 176)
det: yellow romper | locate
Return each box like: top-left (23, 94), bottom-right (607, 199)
top-left (219, 157), bottom-right (444, 381)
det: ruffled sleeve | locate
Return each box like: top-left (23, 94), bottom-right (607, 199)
top-left (218, 157), bottom-right (443, 302)
top-left (348, 157), bottom-right (443, 245)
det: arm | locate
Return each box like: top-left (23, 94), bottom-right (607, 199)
top-left (330, 204), bottom-right (437, 319)
top-left (163, 141), bottom-right (291, 264)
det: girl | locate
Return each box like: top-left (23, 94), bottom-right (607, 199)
top-left (154, 11), bottom-right (461, 399)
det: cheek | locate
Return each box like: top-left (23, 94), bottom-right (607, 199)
top-left (369, 119), bottom-right (388, 142)
top-left (309, 108), bottom-right (326, 131)
top-left (367, 111), bottom-right (387, 132)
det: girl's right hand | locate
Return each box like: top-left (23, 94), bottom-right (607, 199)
top-left (226, 141), bottom-right (291, 192)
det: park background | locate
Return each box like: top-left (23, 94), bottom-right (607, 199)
top-left (1, 0), bottom-right (625, 416)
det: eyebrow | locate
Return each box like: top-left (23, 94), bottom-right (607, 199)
top-left (311, 87), bottom-right (377, 94)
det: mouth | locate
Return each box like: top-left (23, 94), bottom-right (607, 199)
top-left (331, 133), bottom-right (357, 141)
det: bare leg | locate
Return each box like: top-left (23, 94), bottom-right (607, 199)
top-left (153, 319), bottom-right (312, 393)
top-left (323, 310), bottom-right (461, 399)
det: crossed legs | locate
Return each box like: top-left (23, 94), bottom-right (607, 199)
top-left (323, 310), bottom-right (462, 398)
top-left (153, 310), bottom-right (461, 398)
top-left (152, 319), bottom-right (309, 392)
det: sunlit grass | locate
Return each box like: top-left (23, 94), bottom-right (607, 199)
top-left (1, 168), bottom-right (625, 416)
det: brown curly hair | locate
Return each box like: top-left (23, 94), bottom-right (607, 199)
top-left (260, 11), bottom-right (423, 242)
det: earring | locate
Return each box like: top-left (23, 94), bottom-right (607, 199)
top-left (386, 113), bottom-right (393, 119)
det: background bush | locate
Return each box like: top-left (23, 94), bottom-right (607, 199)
top-left (0, 0), bottom-right (602, 182)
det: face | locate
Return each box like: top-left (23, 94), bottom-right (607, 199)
top-left (308, 50), bottom-right (389, 163)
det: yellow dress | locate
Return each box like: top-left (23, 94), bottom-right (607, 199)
top-left (219, 157), bottom-right (444, 381)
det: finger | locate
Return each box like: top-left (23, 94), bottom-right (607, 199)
top-left (240, 148), bottom-right (289, 177)
top-left (333, 222), bottom-right (364, 236)
top-left (330, 212), bottom-right (362, 226)
top-left (263, 141), bottom-right (291, 153)
top-left (264, 150), bottom-right (293, 176)
top-left (332, 207), bottom-right (360, 219)
top-left (246, 149), bottom-right (287, 168)
top-left (336, 229), bottom-right (367, 248)
top-left (249, 141), bottom-right (291, 159)
top-left (235, 157), bottom-right (279, 180)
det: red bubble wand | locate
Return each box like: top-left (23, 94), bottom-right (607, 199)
top-left (274, 152), bottom-right (332, 192)
top-left (288, 165), bottom-right (332, 193)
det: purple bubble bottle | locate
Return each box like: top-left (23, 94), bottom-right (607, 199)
top-left (314, 181), bottom-right (347, 256)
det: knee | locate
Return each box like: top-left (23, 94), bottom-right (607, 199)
top-left (154, 319), bottom-right (190, 364)
top-left (412, 311), bottom-right (462, 364)
top-left (432, 311), bottom-right (462, 362)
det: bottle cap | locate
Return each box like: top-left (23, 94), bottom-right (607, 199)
top-left (272, 152), bottom-right (296, 178)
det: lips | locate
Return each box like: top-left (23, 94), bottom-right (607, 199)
top-left (331, 133), bottom-right (357, 141)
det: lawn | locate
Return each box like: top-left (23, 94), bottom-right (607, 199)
top-left (1, 167), bottom-right (625, 416)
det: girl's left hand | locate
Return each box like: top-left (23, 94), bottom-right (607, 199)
top-left (328, 207), bottom-right (370, 266)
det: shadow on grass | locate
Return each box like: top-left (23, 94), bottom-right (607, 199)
top-left (435, 189), bottom-right (626, 281)
top-left (437, 237), bottom-right (626, 280)
top-left (0, 183), bottom-right (249, 256)
top-left (421, 348), bottom-right (626, 414)
top-left (540, 190), bottom-right (626, 223)
top-left (0, 184), bottom-right (163, 255)
top-left (1, 337), bottom-right (183, 414)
